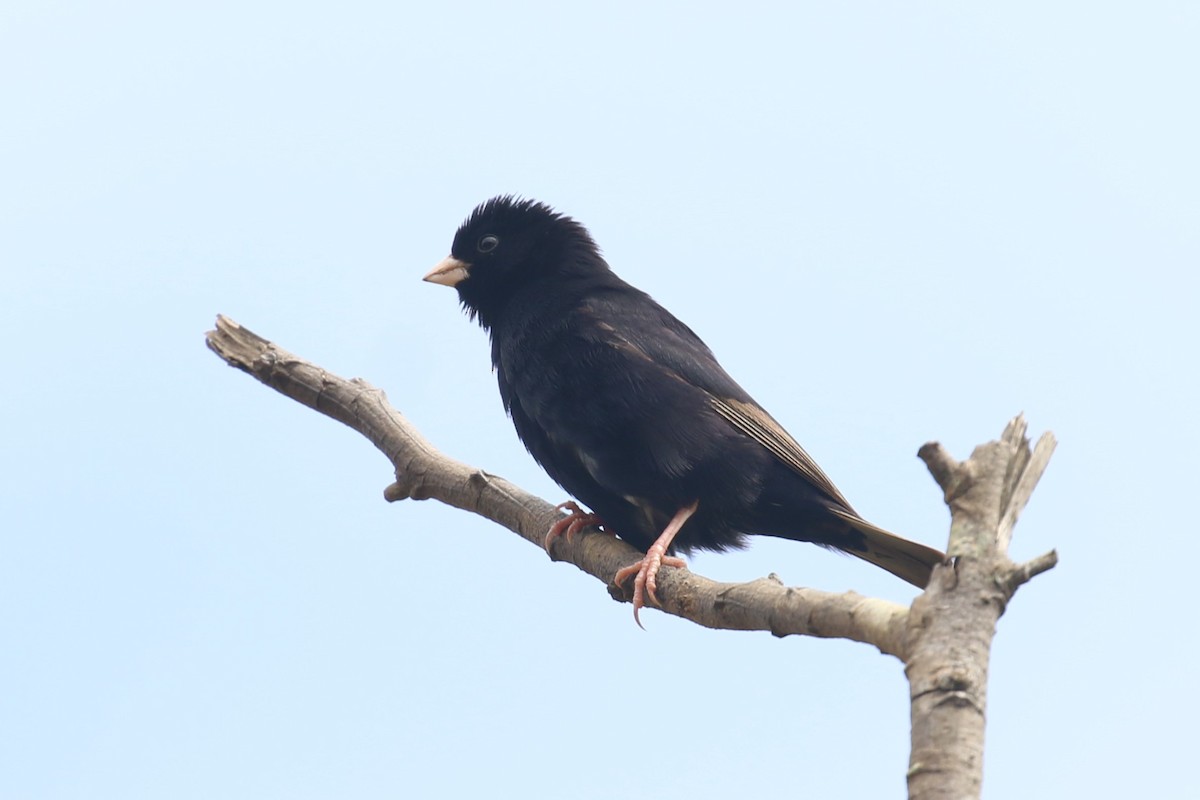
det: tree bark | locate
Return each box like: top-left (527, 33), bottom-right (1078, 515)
top-left (205, 315), bottom-right (1057, 799)
top-left (905, 421), bottom-right (1057, 800)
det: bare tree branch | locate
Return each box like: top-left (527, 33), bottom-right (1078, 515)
top-left (998, 430), bottom-right (1057, 552)
top-left (906, 415), bottom-right (1058, 800)
top-left (1004, 549), bottom-right (1060, 592)
top-left (205, 315), bottom-right (912, 656)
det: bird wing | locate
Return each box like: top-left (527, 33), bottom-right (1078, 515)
top-left (706, 396), bottom-right (851, 509)
top-left (582, 289), bottom-right (852, 508)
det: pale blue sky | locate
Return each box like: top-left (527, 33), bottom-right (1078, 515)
top-left (3, 2), bottom-right (1197, 798)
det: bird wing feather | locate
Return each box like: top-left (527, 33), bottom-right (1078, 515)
top-left (582, 289), bottom-right (852, 508)
top-left (707, 396), bottom-right (851, 508)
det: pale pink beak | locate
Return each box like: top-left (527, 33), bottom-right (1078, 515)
top-left (423, 256), bottom-right (470, 287)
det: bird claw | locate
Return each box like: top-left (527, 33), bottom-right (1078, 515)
top-left (544, 501), bottom-right (602, 553)
top-left (613, 552), bottom-right (688, 629)
top-left (611, 500), bottom-right (698, 627)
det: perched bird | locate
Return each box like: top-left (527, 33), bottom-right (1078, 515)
top-left (424, 196), bottom-right (943, 624)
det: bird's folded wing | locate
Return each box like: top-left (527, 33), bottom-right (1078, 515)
top-left (582, 293), bottom-right (855, 509)
top-left (708, 396), bottom-right (851, 508)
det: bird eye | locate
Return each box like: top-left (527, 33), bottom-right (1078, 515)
top-left (477, 235), bottom-right (500, 253)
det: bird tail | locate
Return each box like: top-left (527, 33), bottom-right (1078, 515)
top-left (830, 509), bottom-right (944, 589)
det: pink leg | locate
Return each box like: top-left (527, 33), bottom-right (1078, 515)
top-left (612, 500), bottom-right (699, 628)
top-left (544, 501), bottom-right (603, 553)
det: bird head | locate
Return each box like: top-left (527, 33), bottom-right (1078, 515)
top-left (424, 196), bottom-right (604, 325)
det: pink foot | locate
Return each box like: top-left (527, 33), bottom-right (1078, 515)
top-left (611, 500), bottom-right (699, 628)
top-left (613, 551), bottom-right (688, 629)
top-left (544, 501), bottom-right (602, 553)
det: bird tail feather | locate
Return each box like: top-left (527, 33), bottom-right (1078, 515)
top-left (830, 509), bottom-right (944, 589)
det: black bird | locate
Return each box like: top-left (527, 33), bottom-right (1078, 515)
top-left (425, 196), bottom-right (943, 624)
